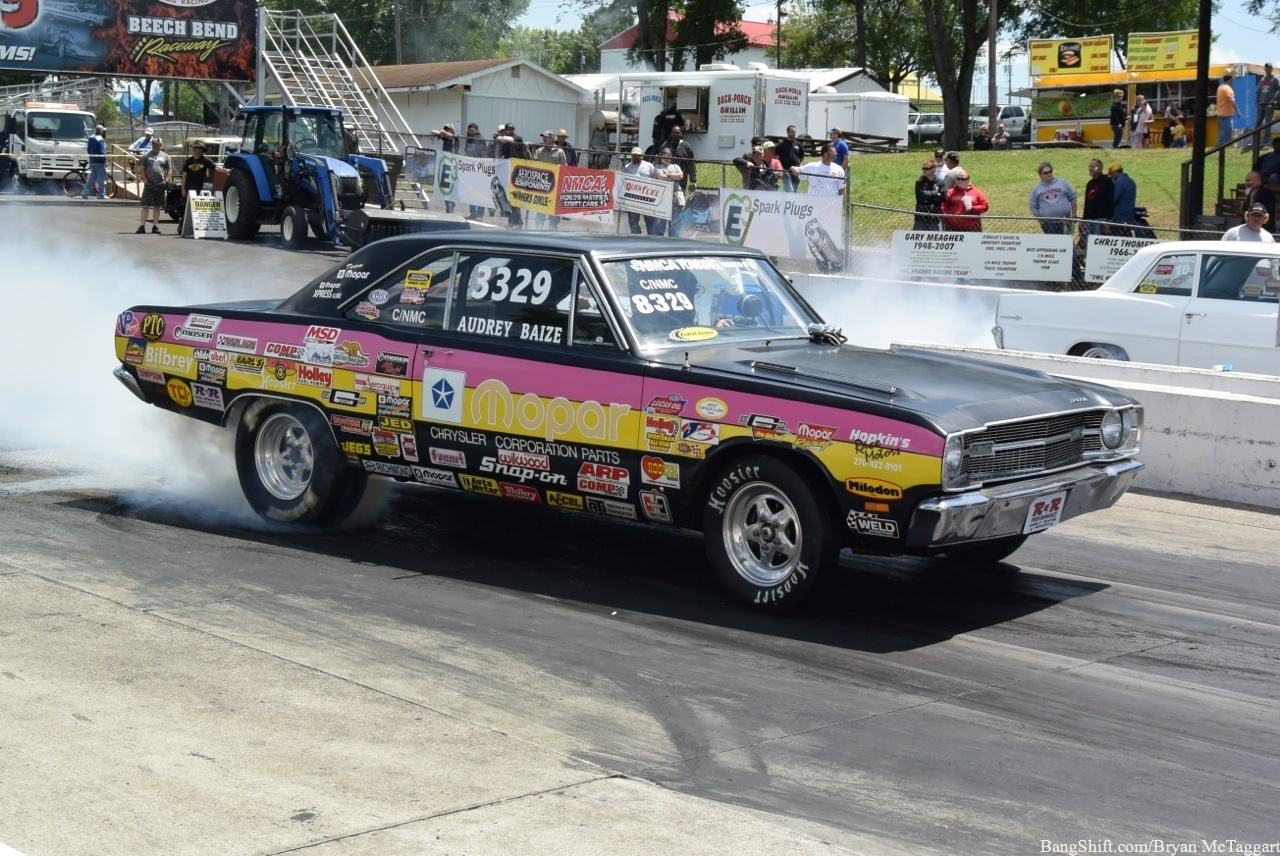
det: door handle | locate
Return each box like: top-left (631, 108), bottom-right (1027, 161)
top-left (1184, 312), bottom-right (1205, 321)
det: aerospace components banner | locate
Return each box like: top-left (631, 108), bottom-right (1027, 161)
top-left (0, 0), bottom-right (256, 80)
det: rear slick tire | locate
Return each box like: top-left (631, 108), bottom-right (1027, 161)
top-left (702, 455), bottom-right (837, 613)
top-left (235, 400), bottom-right (368, 526)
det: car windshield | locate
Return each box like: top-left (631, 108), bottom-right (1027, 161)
top-left (598, 254), bottom-right (819, 350)
top-left (287, 112), bottom-right (346, 159)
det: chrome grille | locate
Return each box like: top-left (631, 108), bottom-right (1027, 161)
top-left (962, 410), bottom-right (1104, 483)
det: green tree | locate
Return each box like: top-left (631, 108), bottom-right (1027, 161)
top-left (670, 0), bottom-right (747, 70)
top-left (92, 93), bottom-right (121, 128)
top-left (500, 27), bottom-right (602, 74)
top-left (1245, 0), bottom-right (1279, 30)
top-left (779, 0), bottom-right (932, 92)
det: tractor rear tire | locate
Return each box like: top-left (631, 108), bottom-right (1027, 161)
top-left (224, 169), bottom-right (262, 239)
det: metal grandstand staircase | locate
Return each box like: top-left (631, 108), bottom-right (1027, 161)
top-left (0, 77), bottom-right (108, 112)
top-left (259, 8), bottom-right (420, 155)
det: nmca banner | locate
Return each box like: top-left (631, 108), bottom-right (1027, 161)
top-left (718, 189), bottom-right (845, 271)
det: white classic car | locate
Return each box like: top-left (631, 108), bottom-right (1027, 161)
top-left (993, 242), bottom-right (1280, 375)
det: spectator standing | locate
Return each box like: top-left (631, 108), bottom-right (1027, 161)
top-left (1131, 96), bottom-right (1153, 149)
top-left (653, 102), bottom-right (684, 149)
top-left (1216, 72), bottom-right (1237, 148)
top-left (761, 141), bottom-right (784, 181)
top-left (654, 147), bottom-right (685, 237)
top-left (79, 123), bottom-right (108, 199)
top-left (790, 143), bottom-right (846, 195)
top-left (621, 147), bottom-right (658, 234)
top-left (973, 124), bottom-right (992, 151)
top-left (1081, 158), bottom-right (1114, 236)
top-left (532, 131), bottom-right (567, 231)
top-left (1028, 162), bottom-right (1077, 234)
top-left (734, 146), bottom-right (778, 191)
top-left (1169, 115), bottom-right (1187, 148)
top-left (828, 128), bottom-right (850, 167)
top-left (775, 125), bottom-right (805, 191)
top-left (663, 126), bottom-right (696, 195)
top-left (1108, 162), bottom-right (1138, 226)
top-left (1242, 171), bottom-right (1276, 233)
top-left (136, 137), bottom-right (171, 234)
top-left (179, 140), bottom-right (215, 198)
top-left (554, 129), bottom-right (579, 167)
top-left (463, 123), bottom-right (487, 220)
top-left (495, 123), bottom-right (526, 228)
top-left (932, 148), bottom-right (950, 184)
top-left (430, 124), bottom-right (459, 213)
top-left (1257, 63), bottom-right (1279, 135)
top-left (1222, 204), bottom-right (1275, 241)
top-left (940, 151), bottom-right (962, 190)
top-left (913, 159), bottom-right (944, 231)
top-left (1109, 89), bottom-right (1127, 148)
top-left (940, 170), bottom-right (988, 231)
top-left (991, 123), bottom-right (1011, 151)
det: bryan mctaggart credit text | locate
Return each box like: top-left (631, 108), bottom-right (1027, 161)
top-left (1040, 839), bottom-right (1280, 855)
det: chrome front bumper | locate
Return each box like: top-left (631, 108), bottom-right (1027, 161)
top-left (905, 458), bottom-right (1143, 549)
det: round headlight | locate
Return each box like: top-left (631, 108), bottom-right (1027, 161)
top-left (1100, 410), bottom-right (1124, 449)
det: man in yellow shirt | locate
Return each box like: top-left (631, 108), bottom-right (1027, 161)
top-left (1217, 72), bottom-right (1237, 148)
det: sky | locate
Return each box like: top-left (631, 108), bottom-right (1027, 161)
top-left (516, 0), bottom-right (1280, 101)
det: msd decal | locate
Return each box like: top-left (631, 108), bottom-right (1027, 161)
top-left (304, 325), bottom-right (341, 344)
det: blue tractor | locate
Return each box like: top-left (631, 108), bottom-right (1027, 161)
top-left (222, 105), bottom-right (422, 249)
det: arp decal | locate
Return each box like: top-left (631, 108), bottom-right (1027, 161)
top-left (577, 462), bottom-right (629, 499)
top-left (844, 478), bottom-right (904, 500)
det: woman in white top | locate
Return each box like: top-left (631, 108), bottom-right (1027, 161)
top-left (1131, 95), bottom-right (1154, 149)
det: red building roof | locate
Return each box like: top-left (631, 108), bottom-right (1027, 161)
top-left (599, 19), bottom-right (778, 52)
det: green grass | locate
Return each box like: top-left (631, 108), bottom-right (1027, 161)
top-left (846, 146), bottom-right (1258, 230)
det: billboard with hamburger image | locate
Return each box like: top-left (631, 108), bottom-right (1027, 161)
top-left (1029, 36), bottom-right (1113, 76)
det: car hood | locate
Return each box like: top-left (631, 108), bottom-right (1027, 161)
top-left (661, 340), bottom-right (1128, 433)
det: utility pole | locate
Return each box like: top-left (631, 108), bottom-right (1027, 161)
top-left (987, 0), bottom-right (997, 138)
top-left (775, 0), bottom-right (783, 68)
top-left (394, 0), bottom-right (402, 65)
top-left (1188, 0), bottom-right (1212, 225)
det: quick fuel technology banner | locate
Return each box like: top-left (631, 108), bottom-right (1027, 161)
top-left (613, 172), bottom-right (674, 221)
top-left (718, 189), bottom-right (845, 268)
top-left (0, 0), bottom-right (256, 80)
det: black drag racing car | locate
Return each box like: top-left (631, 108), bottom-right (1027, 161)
top-left (114, 233), bottom-right (1143, 611)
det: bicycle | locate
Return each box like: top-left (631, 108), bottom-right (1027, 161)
top-left (63, 159), bottom-right (118, 198)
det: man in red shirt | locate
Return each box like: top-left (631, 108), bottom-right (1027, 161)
top-left (940, 170), bottom-right (989, 231)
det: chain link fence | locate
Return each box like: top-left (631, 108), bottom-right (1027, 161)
top-left (406, 145), bottom-right (1236, 287)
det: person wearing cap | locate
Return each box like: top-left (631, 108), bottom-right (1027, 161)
top-left (760, 140), bottom-right (783, 177)
top-left (428, 125), bottom-right (459, 213)
top-left (653, 147), bottom-right (685, 236)
top-left (129, 126), bottom-right (155, 158)
top-left (1222, 204), bottom-right (1275, 242)
top-left (913, 159), bottom-right (944, 231)
top-left (1258, 63), bottom-right (1279, 135)
top-left (1108, 161), bottom-right (1138, 228)
top-left (462, 123), bottom-right (488, 220)
top-left (531, 131), bottom-right (567, 231)
top-left (660, 125), bottom-right (695, 195)
top-left (80, 123), bottom-right (108, 199)
top-left (621, 146), bottom-right (657, 234)
top-left (828, 127), bottom-right (849, 167)
top-left (554, 129), bottom-right (578, 167)
top-left (494, 124), bottom-right (526, 227)
top-left (1242, 171), bottom-right (1276, 233)
top-left (179, 140), bottom-right (216, 202)
top-left (136, 136), bottom-right (171, 235)
top-left (733, 145), bottom-right (777, 191)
